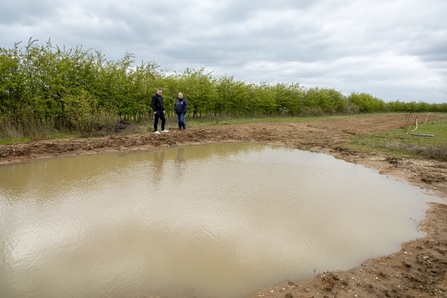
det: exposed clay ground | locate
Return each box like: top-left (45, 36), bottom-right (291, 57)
top-left (1, 114), bottom-right (446, 298)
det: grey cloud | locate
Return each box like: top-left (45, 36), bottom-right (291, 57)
top-left (0, 0), bottom-right (59, 25)
top-left (0, 0), bottom-right (446, 103)
top-left (211, 0), bottom-right (317, 24)
top-left (407, 38), bottom-right (447, 63)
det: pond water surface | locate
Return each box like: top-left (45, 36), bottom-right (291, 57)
top-left (0, 143), bottom-right (433, 298)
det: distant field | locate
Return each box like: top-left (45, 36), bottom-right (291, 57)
top-left (342, 114), bottom-right (447, 160)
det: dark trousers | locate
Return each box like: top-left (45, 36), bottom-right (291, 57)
top-left (154, 110), bottom-right (166, 131)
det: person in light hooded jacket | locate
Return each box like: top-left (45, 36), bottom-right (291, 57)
top-left (174, 92), bottom-right (188, 130)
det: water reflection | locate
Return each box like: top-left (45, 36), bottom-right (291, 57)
top-left (174, 147), bottom-right (186, 183)
top-left (151, 150), bottom-right (166, 187)
top-left (0, 143), bottom-right (435, 298)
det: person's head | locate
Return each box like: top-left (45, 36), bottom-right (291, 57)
top-left (178, 92), bottom-right (183, 98)
top-left (157, 88), bottom-right (163, 95)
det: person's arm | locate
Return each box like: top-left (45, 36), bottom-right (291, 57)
top-left (184, 100), bottom-right (188, 114)
top-left (151, 96), bottom-right (156, 112)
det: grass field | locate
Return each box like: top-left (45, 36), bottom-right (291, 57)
top-left (343, 114), bottom-right (447, 160)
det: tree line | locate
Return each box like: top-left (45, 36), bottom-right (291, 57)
top-left (1, 39), bottom-right (446, 138)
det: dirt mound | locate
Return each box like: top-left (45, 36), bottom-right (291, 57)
top-left (1, 114), bottom-right (446, 297)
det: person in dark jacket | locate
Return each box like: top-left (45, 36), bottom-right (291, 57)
top-left (174, 92), bottom-right (188, 130)
top-left (151, 88), bottom-right (168, 134)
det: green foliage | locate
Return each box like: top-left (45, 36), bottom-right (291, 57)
top-left (0, 38), bottom-right (444, 141)
top-left (63, 90), bottom-right (116, 137)
top-left (63, 90), bottom-right (98, 136)
top-left (168, 67), bottom-right (217, 117)
top-left (347, 92), bottom-right (386, 113)
top-left (272, 82), bottom-right (304, 115)
top-left (387, 100), bottom-right (447, 113)
top-left (250, 82), bottom-right (276, 115)
top-left (213, 75), bottom-right (248, 116)
top-left (303, 87), bottom-right (347, 115)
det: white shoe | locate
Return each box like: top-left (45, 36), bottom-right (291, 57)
top-left (154, 131), bottom-right (160, 134)
top-left (161, 130), bottom-right (169, 133)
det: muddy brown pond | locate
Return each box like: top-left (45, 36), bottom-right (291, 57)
top-left (0, 143), bottom-right (435, 298)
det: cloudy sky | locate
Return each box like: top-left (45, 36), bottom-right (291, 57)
top-left (1, 0), bottom-right (446, 103)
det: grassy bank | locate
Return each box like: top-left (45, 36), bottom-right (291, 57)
top-left (340, 113), bottom-right (447, 160)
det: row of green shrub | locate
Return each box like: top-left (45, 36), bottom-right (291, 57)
top-left (1, 39), bottom-right (446, 138)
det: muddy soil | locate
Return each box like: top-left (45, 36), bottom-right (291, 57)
top-left (1, 114), bottom-right (446, 298)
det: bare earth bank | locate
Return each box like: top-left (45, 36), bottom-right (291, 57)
top-left (1, 114), bottom-right (446, 298)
